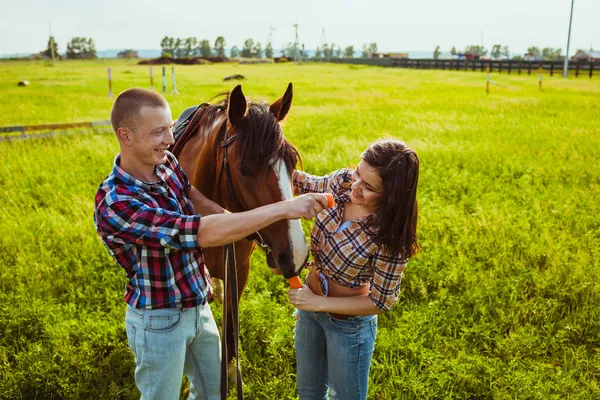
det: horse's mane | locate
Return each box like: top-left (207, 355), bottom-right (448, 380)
top-left (198, 94), bottom-right (301, 176)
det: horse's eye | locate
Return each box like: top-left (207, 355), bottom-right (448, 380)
top-left (241, 166), bottom-right (253, 177)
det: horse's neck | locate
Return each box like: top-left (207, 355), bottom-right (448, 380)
top-left (178, 114), bottom-right (227, 202)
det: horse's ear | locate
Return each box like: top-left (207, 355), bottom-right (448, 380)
top-left (270, 82), bottom-right (293, 121)
top-left (227, 85), bottom-right (247, 126)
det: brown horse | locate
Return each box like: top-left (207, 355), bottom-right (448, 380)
top-left (173, 83), bottom-right (308, 379)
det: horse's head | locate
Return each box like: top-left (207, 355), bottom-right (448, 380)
top-left (219, 83), bottom-right (308, 278)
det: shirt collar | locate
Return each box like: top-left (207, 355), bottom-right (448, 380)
top-left (112, 153), bottom-right (167, 189)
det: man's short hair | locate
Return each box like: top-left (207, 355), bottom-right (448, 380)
top-left (110, 88), bottom-right (169, 132)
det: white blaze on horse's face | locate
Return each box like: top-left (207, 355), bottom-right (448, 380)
top-left (274, 160), bottom-right (309, 270)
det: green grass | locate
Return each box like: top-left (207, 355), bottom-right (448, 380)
top-left (1, 59), bottom-right (599, 399)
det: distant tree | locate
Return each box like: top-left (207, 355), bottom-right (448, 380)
top-left (344, 46), bottom-right (354, 58)
top-left (491, 44), bottom-right (502, 59)
top-left (361, 44), bottom-right (369, 58)
top-left (433, 45), bottom-right (441, 59)
top-left (252, 41), bottom-right (263, 58)
top-left (183, 37), bottom-right (197, 58)
top-left (315, 47), bottom-right (322, 59)
top-left (160, 36), bottom-right (176, 56)
top-left (230, 46), bottom-right (240, 58)
top-left (527, 46), bottom-right (541, 58)
top-left (335, 46), bottom-right (342, 58)
top-left (174, 38), bottom-right (184, 58)
top-left (265, 42), bottom-right (273, 58)
top-left (542, 47), bottom-right (563, 60)
top-left (199, 40), bottom-right (212, 57)
top-left (43, 36), bottom-right (58, 59)
top-left (501, 46), bottom-right (510, 59)
top-left (464, 45), bottom-right (487, 56)
top-left (450, 46), bottom-right (457, 55)
top-left (214, 36), bottom-right (226, 57)
top-left (66, 37), bottom-right (96, 59)
top-left (368, 42), bottom-right (378, 54)
top-left (241, 39), bottom-right (254, 58)
top-left (281, 42), bottom-right (299, 59)
top-left (322, 43), bottom-right (335, 60)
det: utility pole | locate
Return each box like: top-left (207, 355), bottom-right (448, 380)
top-left (293, 23), bottom-right (300, 62)
top-left (268, 25), bottom-right (275, 45)
top-left (563, 0), bottom-right (575, 78)
top-left (321, 26), bottom-right (327, 60)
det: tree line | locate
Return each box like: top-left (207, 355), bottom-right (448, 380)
top-left (43, 36), bottom-right (97, 60)
top-left (436, 44), bottom-right (568, 61)
top-left (160, 36), bottom-right (379, 60)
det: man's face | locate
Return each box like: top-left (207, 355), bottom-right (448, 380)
top-left (129, 105), bottom-right (174, 167)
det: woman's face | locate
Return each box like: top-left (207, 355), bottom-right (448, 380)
top-left (349, 160), bottom-right (384, 212)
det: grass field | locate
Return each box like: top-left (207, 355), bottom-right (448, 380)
top-left (1, 59), bottom-right (599, 399)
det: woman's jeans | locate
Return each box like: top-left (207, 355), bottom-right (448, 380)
top-left (294, 309), bottom-right (378, 400)
top-left (125, 303), bottom-right (221, 400)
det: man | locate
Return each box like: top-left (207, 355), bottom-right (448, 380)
top-left (94, 88), bottom-right (327, 400)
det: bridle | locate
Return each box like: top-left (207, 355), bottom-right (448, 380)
top-left (217, 121), bottom-right (271, 251)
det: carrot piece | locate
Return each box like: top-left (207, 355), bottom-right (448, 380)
top-left (288, 276), bottom-right (303, 289)
top-left (323, 193), bottom-right (335, 208)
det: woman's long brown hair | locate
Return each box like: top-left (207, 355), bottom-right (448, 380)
top-left (362, 139), bottom-right (420, 259)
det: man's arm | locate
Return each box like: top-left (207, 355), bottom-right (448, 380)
top-left (197, 193), bottom-right (328, 248)
top-left (189, 186), bottom-right (226, 216)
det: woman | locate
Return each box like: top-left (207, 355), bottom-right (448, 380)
top-left (288, 139), bottom-right (419, 400)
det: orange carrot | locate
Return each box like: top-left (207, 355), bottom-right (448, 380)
top-left (323, 193), bottom-right (335, 208)
top-left (288, 276), bottom-right (303, 289)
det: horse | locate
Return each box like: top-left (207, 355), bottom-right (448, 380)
top-left (172, 83), bottom-right (309, 386)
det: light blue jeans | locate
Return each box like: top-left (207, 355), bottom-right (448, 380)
top-left (294, 309), bottom-right (378, 400)
top-left (125, 303), bottom-right (221, 400)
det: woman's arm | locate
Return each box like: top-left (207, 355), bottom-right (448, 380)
top-left (288, 285), bottom-right (383, 316)
top-left (292, 168), bottom-right (350, 196)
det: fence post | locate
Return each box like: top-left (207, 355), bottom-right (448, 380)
top-left (149, 66), bottom-right (155, 91)
top-left (550, 63), bottom-right (554, 77)
top-left (538, 67), bottom-right (543, 90)
top-left (528, 62), bottom-right (532, 75)
top-left (518, 61), bottom-right (522, 75)
top-left (591, 62), bottom-right (594, 78)
top-left (162, 66), bottom-right (166, 94)
top-left (171, 66), bottom-right (179, 95)
top-left (576, 62), bottom-right (580, 77)
top-left (107, 68), bottom-right (113, 98)
top-left (486, 66), bottom-right (490, 94)
top-left (508, 61), bottom-right (512, 74)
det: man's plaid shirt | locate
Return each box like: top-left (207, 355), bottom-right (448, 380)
top-left (293, 168), bottom-right (407, 312)
top-left (94, 152), bottom-right (211, 309)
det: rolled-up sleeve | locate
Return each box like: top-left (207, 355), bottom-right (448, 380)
top-left (292, 168), bottom-right (351, 196)
top-left (369, 249), bottom-right (407, 312)
top-left (97, 194), bottom-right (201, 250)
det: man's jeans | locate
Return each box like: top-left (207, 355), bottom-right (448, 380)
top-left (125, 303), bottom-right (221, 400)
top-left (294, 309), bottom-right (378, 400)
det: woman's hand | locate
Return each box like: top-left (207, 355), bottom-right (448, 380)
top-left (288, 284), bottom-right (324, 312)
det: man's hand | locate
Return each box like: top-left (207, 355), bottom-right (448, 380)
top-left (285, 193), bottom-right (329, 220)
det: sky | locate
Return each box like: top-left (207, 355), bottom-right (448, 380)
top-left (1, 0), bottom-right (598, 56)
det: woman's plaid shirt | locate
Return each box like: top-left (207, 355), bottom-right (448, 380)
top-left (293, 168), bottom-right (407, 312)
top-left (94, 152), bottom-right (211, 309)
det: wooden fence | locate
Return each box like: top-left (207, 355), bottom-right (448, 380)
top-left (391, 58), bottom-right (599, 78)
top-left (0, 121), bottom-right (111, 142)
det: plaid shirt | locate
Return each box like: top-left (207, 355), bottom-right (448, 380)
top-left (94, 151), bottom-right (211, 309)
top-left (293, 168), bottom-right (407, 312)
